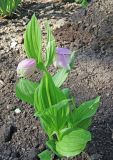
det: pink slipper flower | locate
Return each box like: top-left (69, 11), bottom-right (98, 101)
top-left (17, 59), bottom-right (36, 78)
top-left (54, 48), bottom-right (74, 69)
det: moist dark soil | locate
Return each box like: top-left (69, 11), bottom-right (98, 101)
top-left (0, 0), bottom-right (113, 160)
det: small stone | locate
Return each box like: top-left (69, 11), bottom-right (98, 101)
top-left (92, 24), bottom-right (97, 29)
top-left (0, 80), bottom-right (4, 89)
top-left (32, 126), bottom-right (37, 130)
top-left (11, 41), bottom-right (17, 49)
top-left (7, 104), bottom-right (14, 110)
top-left (17, 36), bottom-right (23, 44)
top-left (15, 108), bottom-right (21, 114)
top-left (106, 93), bottom-right (110, 97)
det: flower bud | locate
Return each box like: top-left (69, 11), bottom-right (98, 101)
top-left (17, 59), bottom-right (36, 78)
top-left (54, 48), bottom-right (73, 69)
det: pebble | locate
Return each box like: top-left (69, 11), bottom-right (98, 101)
top-left (17, 36), bottom-right (23, 44)
top-left (11, 41), bottom-right (17, 49)
top-left (7, 104), bottom-right (14, 110)
top-left (0, 79), bottom-right (4, 89)
top-left (106, 93), bottom-right (110, 97)
top-left (14, 108), bottom-right (21, 114)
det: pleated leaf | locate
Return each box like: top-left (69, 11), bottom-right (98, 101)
top-left (46, 140), bottom-right (60, 157)
top-left (0, 0), bottom-right (21, 16)
top-left (38, 150), bottom-right (52, 160)
top-left (24, 15), bottom-right (43, 69)
top-left (70, 96), bottom-right (100, 128)
top-left (34, 72), bottom-right (66, 115)
top-left (45, 22), bottom-right (56, 67)
top-left (52, 69), bottom-right (68, 87)
top-left (16, 78), bottom-right (38, 106)
top-left (40, 99), bottom-right (69, 137)
top-left (56, 129), bottom-right (91, 157)
top-left (74, 118), bottom-right (92, 130)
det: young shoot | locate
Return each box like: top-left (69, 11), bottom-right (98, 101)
top-left (15, 15), bottom-right (100, 159)
top-left (0, 0), bottom-right (21, 16)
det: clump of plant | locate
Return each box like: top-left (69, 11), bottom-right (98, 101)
top-left (75, 0), bottom-right (89, 7)
top-left (0, 0), bottom-right (21, 16)
top-left (15, 15), bottom-right (100, 159)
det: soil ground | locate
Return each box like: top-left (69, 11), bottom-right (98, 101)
top-left (0, 0), bottom-right (113, 159)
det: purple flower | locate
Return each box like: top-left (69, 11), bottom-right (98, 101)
top-left (54, 48), bottom-right (74, 69)
top-left (17, 59), bottom-right (36, 78)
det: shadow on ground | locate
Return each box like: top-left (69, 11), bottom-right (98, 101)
top-left (54, 3), bottom-right (113, 159)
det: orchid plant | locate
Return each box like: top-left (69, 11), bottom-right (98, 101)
top-left (0, 0), bottom-right (21, 16)
top-left (15, 15), bottom-right (100, 159)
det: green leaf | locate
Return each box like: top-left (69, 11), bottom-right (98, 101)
top-left (75, 0), bottom-right (88, 8)
top-left (69, 51), bottom-right (76, 70)
top-left (0, 0), bottom-right (21, 16)
top-left (24, 14), bottom-right (44, 70)
top-left (16, 78), bottom-right (38, 105)
top-left (81, 0), bottom-right (88, 8)
top-left (70, 96), bottom-right (100, 128)
top-left (39, 99), bottom-right (69, 137)
top-left (56, 129), bottom-right (91, 157)
top-left (38, 150), bottom-right (52, 160)
top-left (46, 140), bottom-right (61, 157)
top-left (62, 88), bottom-right (70, 98)
top-left (52, 69), bottom-right (68, 87)
top-left (45, 22), bottom-right (56, 67)
top-left (74, 118), bottom-right (92, 130)
top-left (34, 72), bottom-right (66, 115)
